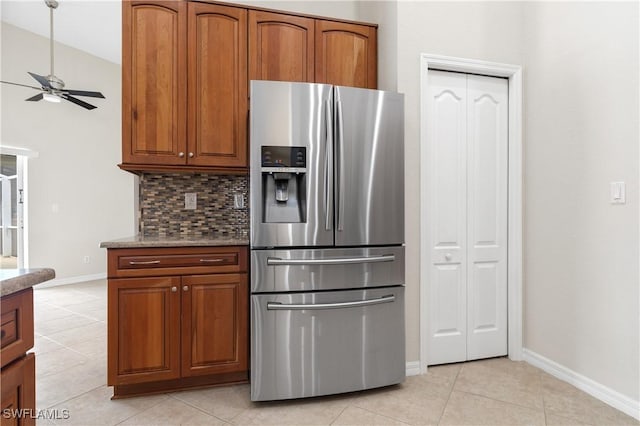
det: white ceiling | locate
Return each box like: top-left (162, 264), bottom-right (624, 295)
top-left (1, 0), bottom-right (121, 65)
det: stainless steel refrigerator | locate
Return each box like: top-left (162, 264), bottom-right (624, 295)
top-left (249, 80), bottom-right (405, 401)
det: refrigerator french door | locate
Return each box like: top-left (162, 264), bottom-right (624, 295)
top-left (250, 80), bottom-right (405, 401)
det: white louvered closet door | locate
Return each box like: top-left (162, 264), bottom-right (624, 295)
top-left (426, 70), bottom-right (508, 365)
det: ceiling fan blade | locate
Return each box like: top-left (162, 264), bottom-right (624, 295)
top-left (28, 72), bottom-right (52, 89)
top-left (62, 89), bottom-right (105, 99)
top-left (25, 93), bottom-right (44, 102)
top-left (62, 94), bottom-right (97, 110)
top-left (0, 80), bottom-right (43, 91)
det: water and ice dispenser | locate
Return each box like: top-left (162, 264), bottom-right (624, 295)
top-left (260, 146), bottom-right (307, 223)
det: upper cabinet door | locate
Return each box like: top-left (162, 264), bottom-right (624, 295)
top-left (315, 21), bottom-right (377, 89)
top-left (122, 1), bottom-right (187, 165)
top-left (187, 3), bottom-right (248, 167)
top-left (248, 11), bottom-right (314, 83)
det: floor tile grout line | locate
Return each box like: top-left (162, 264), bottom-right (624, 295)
top-left (113, 395), bottom-right (170, 426)
top-left (436, 365), bottom-right (462, 425)
top-left (38, 383), bottom-right (105, 412)
top-left (165, 392), bottom-right (234, 424)
top-left (39, 332), bottom-right (105, 350)
top-left (541, 370), bottom-right (549, 426)
top-left (452, 388), bottom-right (545, 413)
top-left (348, 402), bottom-right (412, 425)
top-left (328, 404), bottom-right (349, 426)
top-left (36, 305), bottom-right (106, 323)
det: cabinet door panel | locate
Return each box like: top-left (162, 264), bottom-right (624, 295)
top-left (182, 274), bottom-right (248, 377)
top-left (108, 277), bottom-right (181, 385)
top-left (315, 21), bottom-right (376, 89)
top-left (0, 353), bottom-right (35, 426)
top-left (188, 3), bottom-right (247, 167)
top-left (123, 1), bottom-right (186, 165)
top-left (249, 11), bottom-right (314, 82)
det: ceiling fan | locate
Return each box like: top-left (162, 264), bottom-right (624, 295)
top-left (0, 0), bottom-right (105, 110)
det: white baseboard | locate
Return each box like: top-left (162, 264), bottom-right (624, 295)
top-left (523, 348), bottom-right (640, 421)
top-left (406, 361), bottom-right (421, 376)
top-left (35, 273), bottom-right (106, 289)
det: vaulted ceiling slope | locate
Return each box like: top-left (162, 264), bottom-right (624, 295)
top-left (1, 0), bottom-right (121, 65)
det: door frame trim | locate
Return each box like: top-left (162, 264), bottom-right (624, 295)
top-left (419, 54), bottom-right (523, 373)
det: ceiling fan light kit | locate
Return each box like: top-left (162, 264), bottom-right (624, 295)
top-left (0, 0), bottom-right (105, 110)
top-left (43, 93), bottom-right (61, 103)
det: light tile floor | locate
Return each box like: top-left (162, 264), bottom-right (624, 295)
top-left (32, 280), bottom-right (638, 426)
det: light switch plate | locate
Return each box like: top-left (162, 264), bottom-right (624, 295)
top-left (610, 182), bottom-right (626, 204)
top-left (185, 192), bottom-right (197, 210)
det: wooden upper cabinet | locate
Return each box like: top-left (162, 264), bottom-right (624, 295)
top-left (122, 1), bottom-right (187, 165)
top-left (187, 3), bottom-right (248, 168)
top-left (315, 20), bottom-right (377, 89)
top-left (249, 11), bottom-right (314, 83)
top-left (121, 1), bottom-right (377, 172)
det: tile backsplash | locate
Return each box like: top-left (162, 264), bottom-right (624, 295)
top-left (139, 173), bottom-right (248, 237)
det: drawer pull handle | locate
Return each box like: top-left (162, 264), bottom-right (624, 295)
top-left (267, 254), bottom-right (395, 266)
top-left (129, 260), bottom-right (161, 265)
top-left (268, 295), bottom-right (396, 311)
top-left (200, 258), bottom-right (224, 263)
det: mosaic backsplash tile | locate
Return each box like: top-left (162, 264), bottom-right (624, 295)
top-left (139, 173), bottom-right (248, 237)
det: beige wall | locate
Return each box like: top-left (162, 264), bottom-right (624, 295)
top-left (396, 0), bottom-right (525, 363)
top-left (522, 1), bottom-right (639, 400)
top-left (355, 1), bottom-right (397, 91)
top-left (394, 0), bottom-right (639, 404)
top-left (1, 23), bottom-right (136, 280)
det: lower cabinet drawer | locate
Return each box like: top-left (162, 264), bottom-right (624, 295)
top-left (0, 289), bottom-right (34, 369)
top-left (1, 312), bottom-right (17, 349)
top-left (108, 247), bottom-right (248, 278)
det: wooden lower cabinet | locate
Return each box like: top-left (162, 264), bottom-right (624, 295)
top-left (181, 274), bottom-right (247, 377)
top-left (0, 353), bottom-right (35, 426)
top-left (108, 277), bottom-right (181, 385)
top-left (106, 246), bottom-right (248, 397)
top-left (1, 288), bottom-right (35, 426)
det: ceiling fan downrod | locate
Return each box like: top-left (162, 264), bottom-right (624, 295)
top-left (45, 0), bottom-right (63, 89)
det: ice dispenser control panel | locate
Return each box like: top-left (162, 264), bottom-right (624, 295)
top-left (261, 146), bottom-right (306, 172)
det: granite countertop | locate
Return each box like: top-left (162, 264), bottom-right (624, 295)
top-left (0, 268), bottom-right (55, 297)
top-left (100, 234), bottom-right (250, 249)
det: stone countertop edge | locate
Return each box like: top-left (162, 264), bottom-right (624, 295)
top-left (0, 268), bottom-right (55, 298)
top-left (100, 235), bottom-right (250, 249)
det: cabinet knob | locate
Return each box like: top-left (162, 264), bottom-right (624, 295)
top-left (178, 152), bottom-right (185, 158)
top-left (188, 152), bottom-right (194, 158)
top-left (183, 285), bottom-right (189, 292)
top-left (445, 253), bottom-right (452, 261)
top-left (171, 286), bottom-right (177, 292)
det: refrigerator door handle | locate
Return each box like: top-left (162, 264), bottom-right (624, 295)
top-left (336, 99), bottom-right (345, 231)
top-left (266, 254), bottom-right (395, 266)
top-left (267, 295), bottom-right (395, 311)
top-left (324, 99), bottom-right (333, 231)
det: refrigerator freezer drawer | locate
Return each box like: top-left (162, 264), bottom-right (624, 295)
top-left (251, 246), bottom-right (405, 293)
top-left (251, 286), bottom-right (405, 401)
